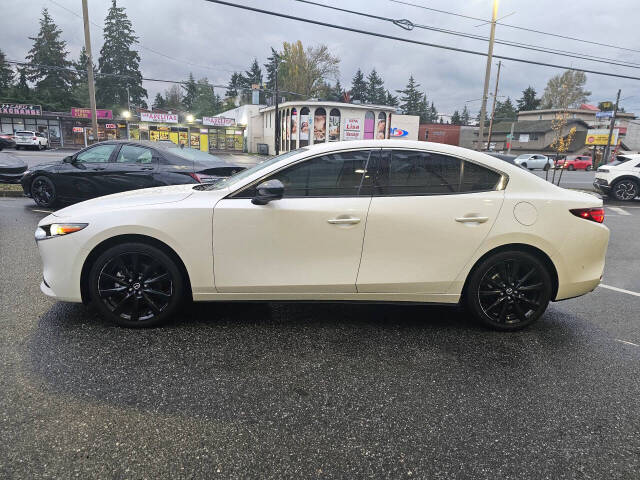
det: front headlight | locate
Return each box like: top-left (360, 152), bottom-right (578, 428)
top-left (35, 223), bottom-right (88, 241)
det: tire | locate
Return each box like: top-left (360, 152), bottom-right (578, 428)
top-left (521, 162), bottom-right (527, 169)
top-left (15, 145), bottom-right (20, 150)
top-left (611, 179), bottom-right (639, 201)
top-left (568, 164), bottom-right (575, 171)
top-left (31, 175), bottom-right (57, 208)
top-left (88, 242), bottom-right (186, 328)
top-left (586, 165), bottom-right (592, 171)
top-left (465, 250), bottom-right (553, 331)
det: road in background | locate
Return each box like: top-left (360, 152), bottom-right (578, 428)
top-left (1, 196), bottom-right (639, 478)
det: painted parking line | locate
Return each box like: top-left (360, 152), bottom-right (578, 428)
top-left (599, 284), bottom-right (640, 297)
top-left (608, 207), bottom-right (631, 215)
top-left (32, 209), bottom-right (53, 214)
top-left (615, 339), bottom-right (640, 347)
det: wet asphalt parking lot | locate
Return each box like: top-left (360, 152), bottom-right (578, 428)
top-left (1, 182), bottom-right (640, 478)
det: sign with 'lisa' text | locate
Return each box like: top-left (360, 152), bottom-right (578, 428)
top-left (344, 118), bottom-right (361, 140)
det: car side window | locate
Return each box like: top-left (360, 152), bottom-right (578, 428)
top-left (116, 145), bottom-right (154, 164)
top-left (75, 144), bottom-right (117, 164)
top-left (460, 161), bottom-right (502, 192)
top-left (374, 150), bottom-right (461, 195)
top-left (236, 150), bottom-right (373, 198)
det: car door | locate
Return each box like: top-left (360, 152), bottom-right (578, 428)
top-left (530, 155), bottom-right (542, 168)
top-left (105, 144), bottom-right (159, 193)
top-left (54, 143), bottom-right (118, 201)
top-left (213, 149), bottom-right (375, 293)
top-left (357, 149), bottom-right (505, 294)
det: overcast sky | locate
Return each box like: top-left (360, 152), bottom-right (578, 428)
top-left (2, 0), bottom-right (639, 116)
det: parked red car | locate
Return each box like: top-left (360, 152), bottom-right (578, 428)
top-left (555, 155), bottom-right (593, 171)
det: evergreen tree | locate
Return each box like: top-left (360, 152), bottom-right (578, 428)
top-left (494, 96), bottom-right (517, 122)
top-left (152, 92), bottom-right (166, 110)
top-left (429, 102), bottom-right (438, 123)
top-left (25, 8), bottom-right (74, 109)
top-left (225, 72), bottom-right (243, 99)
top-left (73, 46), bottom-right (94, 83)
top-left (396, 75), bottom-right (422, 115)
top-left (417, 93), bottom-right (429, 123)
top-left (12, 67), bottom-right (31, 102)
top-left (461, 105), bottom-right (470, 125)
top-left (191, 78), bottom-right (222, 117)
top-left (327, 80), bottom-right (344, 102)
top-left (264, 47), bottom-right (279, 92)
top-left (243, 58), bottom-right (263, 103)
top-left (96, 0), bottom-right (147, 110)
top-left (350, 68), bottom-right (367, 103)
top-left (0, 49), bottom-right (14, 97)
top-left (365, 68), bottom-right (386, 104)
top-left (70, 47), bottom-right (95, 106)
top-left (181, 73), bottom-right (197, 110)
top-left (451, 110), bottom-right (461, 125)
top-left (517, 86), bottom-right (541, 111)
top-left (164, 84), bottom-right (183, 111)
top-left (385, 90), bottom-right (398, 107)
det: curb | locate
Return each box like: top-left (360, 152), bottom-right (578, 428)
top-left (0, 190), bottom-right (25, 198)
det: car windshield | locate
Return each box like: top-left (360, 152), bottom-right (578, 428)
top-left (197, 148), bottom-right (308, 191)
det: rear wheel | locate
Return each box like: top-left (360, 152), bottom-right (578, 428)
top-left (465, 251), bottom-right (552, 331)
top-left (31, 175), bottom-right (57, 207)
top-left (88, 242), bottom-right (185, 328)
top-left (586, 165), bottom-right (593, 171)
top-left (568, 164), bottom-right (575, 171)
top-left (612, 179), bottom-right (639, 201)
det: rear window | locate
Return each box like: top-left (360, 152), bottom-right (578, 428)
top-left (16, 131), bottom-right (33, 136)
top-left (611, 156), bottom-right (633, 166)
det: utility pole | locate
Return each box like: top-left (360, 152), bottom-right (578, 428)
top-left (274, 58), bottom-right (280, 155)
top-left (81, 0), bottom-right (98, 142)
top-left (603, 89), bottom-right (621, 166)
top-left (476, 0), bottom-right (499, 151)
top-left (507, 121), bottom-right (514, 154)
top-left (486, 60), bottom-right (502, 151)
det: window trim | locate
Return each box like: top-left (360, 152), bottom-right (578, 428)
top-left (228, 148), bottom-right (378, 199)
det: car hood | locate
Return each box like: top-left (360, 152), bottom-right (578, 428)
top-left (0, 155), bottom-right (27, 169)
top-left (52, 184), bottom-right (196, 218)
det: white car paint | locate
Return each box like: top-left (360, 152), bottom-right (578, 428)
top-left (594, 154), bottom-right (640, 200)
top-left (36, 140), bottom-right (609, 308)
top-left (15, 130), bottom-right (48, 149)
top-left (514, 154), bottom-right (553, 170)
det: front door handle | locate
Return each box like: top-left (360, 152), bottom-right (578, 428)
top-left (327, 217), bottom-right (361, 225)
top-left (455, 216), bottom-right (489, 224)
top-left (91, 167), bottom-right (107, 171)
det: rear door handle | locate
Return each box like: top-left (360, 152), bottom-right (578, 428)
top-left (91, 167), bottom-right (106, 171)
top-left (328, 217), bottom-right (361, 225)
top-left (455, 216), bottom-right (489, 223)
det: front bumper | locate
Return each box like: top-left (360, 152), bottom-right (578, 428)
top-left (593, 179), bottom-right (611, 194)
top-left (0, 171), bottom-right (27, 183)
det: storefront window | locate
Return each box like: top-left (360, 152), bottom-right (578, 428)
top-left (291, 107), bottom-right (298, 150)
top-left (314, 108), bottom-right (326, 143)
top-left (329, 108), bottom-right (341, 142)
top-left (376, 112), bottom-right (387, 139)
top-left (299, 107), bottom-right (310, 147)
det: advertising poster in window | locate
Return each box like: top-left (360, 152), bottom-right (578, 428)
top-left (376, 116), bottom-right (387, 139)
top-left (314, 111), bottom-right (326, 142)
top-left (299, 114), bottom-right (310, 141)
top-left (344, 118), bottom-right (361, 141)
top-left (329, 114), bottom-right (341, 141)
top-left (291, 111), bottom-right (298, 141)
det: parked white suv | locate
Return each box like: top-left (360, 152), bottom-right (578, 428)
top-left (594, 154), bottom-right (640, 201)
top-left (15, 131), bottom-right (48, 150)
top-left (514, 153), bottom-right (554, 171)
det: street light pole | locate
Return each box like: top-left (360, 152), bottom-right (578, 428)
top-left (477, 0), bottom-right (499, 151)
top-left (603, 89), bottom-right (621, 166)
top-left (81, 0), bottom-right (98, 142)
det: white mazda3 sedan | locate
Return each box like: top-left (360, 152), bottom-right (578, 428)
top-left (35, 140), bottom-right (609, 330)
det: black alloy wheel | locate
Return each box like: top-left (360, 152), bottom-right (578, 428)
top-left (31, 175), bottom-right (57, 207)
top-left (89, 243), bottom-right (185, 327)
top-left (612, 179), bottom-right (639, 201)
top-left (466, 251), bottom-right (552, 330)
top-left (568, 164), bottom-right (575, 171)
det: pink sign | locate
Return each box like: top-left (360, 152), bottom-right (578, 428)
top-left (140, 111), bottom-right (178, 123)
top-left (71, 107), bottom-right (113, 119)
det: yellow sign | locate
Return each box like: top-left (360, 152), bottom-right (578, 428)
top-left (585, 129), bottom-right (618, 146)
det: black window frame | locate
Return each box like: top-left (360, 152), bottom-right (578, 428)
top-left (370, 148), bottom-right (506, 197)
top-left (230, 148), bottom-right (378, 199)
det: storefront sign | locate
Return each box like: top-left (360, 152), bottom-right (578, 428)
top-left (1, 103), bottom-right (42, 115)
top-left (202, 116), bottom-right (235, 127)
top-left (519, 133), bottom-right (530, 143)
top-left (585, 129), bottom-right (619, 146)
top-left (72, 127), bottom-right (84, 133)
top-left (595, 111), bottom-right (614, 118)
top-left (105, 124), bottom-right (116, 129)
top-left (344, 118), bottom-right (361, 140)
top-left (140, 112), bottom-right (178, 123)
top-left (389, 114), bottom-right (419, 141)
top-left (390, 128), bottom-right (409, 137)
top-left (71, 107), bottom-right (113, 119)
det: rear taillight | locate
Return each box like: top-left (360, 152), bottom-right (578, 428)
top-left (32, 137), bottom-right (37, 140)
top-left (570, 208), bottom-right (604, 223)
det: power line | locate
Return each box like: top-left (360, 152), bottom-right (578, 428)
top-left (293, 0), bottom-right (640, 70)
top-left (203, 0), bottom-right (640, 82)
top-left (389, 0), bottom-right (640, 55)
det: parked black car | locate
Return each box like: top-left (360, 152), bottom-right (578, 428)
top-left (0, 155), bottom-right (28, 183)
top-left (21, 140), bottom-right (246, 207)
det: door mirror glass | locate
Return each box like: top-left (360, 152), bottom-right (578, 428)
top-left (62, 156), bottom-right (74, 163)
top-left (252, 179), bottom-right (284, 205)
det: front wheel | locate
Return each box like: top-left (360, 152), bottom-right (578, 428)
top-left (465, 251), bottom-right (552, 331)
top-left (612, 179), bottom-right (639, 201)
top-left (568, 164), bottom-right (575, 171)
top-left (88, 242), bottom-right (186, 327)
top-left (586, 165), bottom-right (593, 171)
top-left (520, 162), bottom-right (527, 169)
top-left (31, 175), bottom-right (57, 207)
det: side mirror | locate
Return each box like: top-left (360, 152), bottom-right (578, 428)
top-left (251, 179), bottom-right (284, 205)
top-left (63, 156), bottom-right (74, 163)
